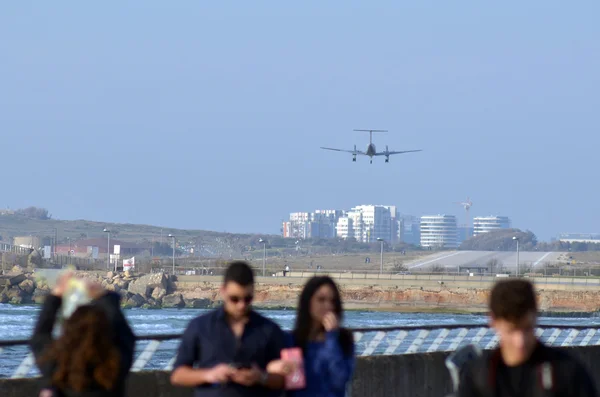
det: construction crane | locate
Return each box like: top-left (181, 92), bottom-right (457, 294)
top-left (455, 197), bottom-right (473, 238)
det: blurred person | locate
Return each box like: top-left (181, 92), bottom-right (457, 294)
top-left (267, 276), bottom-right (355, 397)
top-left (30, 273), bottom-right (136, 397)
top-left (170, 261), bottom-right (286, 397)
top-left (458, 279), bottom-right (596, 397)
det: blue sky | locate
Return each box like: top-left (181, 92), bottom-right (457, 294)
top-left (1, 2), bottom-right (598, 240)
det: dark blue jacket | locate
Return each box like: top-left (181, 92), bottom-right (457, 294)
top-left (284, 330), bottom-right (355, 397)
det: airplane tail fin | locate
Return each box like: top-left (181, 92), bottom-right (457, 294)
top-left (386, 145), bottom-right (389, 153)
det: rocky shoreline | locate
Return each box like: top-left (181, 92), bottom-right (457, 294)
top-left (0, 267), bottom-right (214, 309)
top-left (2, 267), bottom-right (600, 314)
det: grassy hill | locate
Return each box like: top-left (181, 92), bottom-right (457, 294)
top-left (0, 212), bottom-right (423, 260)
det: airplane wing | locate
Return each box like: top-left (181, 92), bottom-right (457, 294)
top-left (374, 149), bottom-right (423, 156)
top-left (320, 147), bottom-right (366, 155)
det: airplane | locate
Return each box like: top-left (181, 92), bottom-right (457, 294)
top-left (320, 129), bottom-right (423, 164)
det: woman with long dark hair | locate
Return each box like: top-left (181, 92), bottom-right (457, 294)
top-left (30, 273), bottom-right (136, 397)
top-left (267, 276), bottom-right (355, 397)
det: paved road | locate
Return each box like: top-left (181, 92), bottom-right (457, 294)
top-left (407, 251), bottom-right (563, 270)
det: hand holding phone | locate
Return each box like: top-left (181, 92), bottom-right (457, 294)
top-left (281, 348), bottom-right (306, 390)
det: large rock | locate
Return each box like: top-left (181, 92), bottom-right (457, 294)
top-left (184, 298), bottom-right (212, 309)
top-left (142, 298), bottom-right (161, 309)
top-left (124, 293), bottom-right (147, 308)
top-left (6, 286), bottom-right (31, 304)
top-left (113, 278), bottom-right (130, 290)
top-left (32, 288), bottom-right (50, 304)
top-left (104, 283), bottom-right (121, 293)
top-left (18, 279), bottom-right (35, 294)
top-left (162, 293), bottom-right (185, 308)
top-left (0, 292), bottom-right (8, 304)
top-left (128, 273), bottom-right (168, 298)
top-left (5, 286), bottom-right (25, 300)
top-left (11, 265), bottom-right (25, 275)
top-left (7, 274), bottom-right (27, 286)
top-left (151, 287), bottom-right (167, 301)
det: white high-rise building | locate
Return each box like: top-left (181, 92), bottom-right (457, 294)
top-left (284, 210), bottom-right (344, 239)
top-left (473, 216), bottom-right (511, 236)
top-left (336, 217), bottom-right (354, 240)
top-left (338, 205), bottom-right (392, 243)
top-left (420, 215), bottom-right (458, 248)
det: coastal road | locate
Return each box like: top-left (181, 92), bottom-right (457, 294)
top-left (407, 251), bottom-right (563, 270)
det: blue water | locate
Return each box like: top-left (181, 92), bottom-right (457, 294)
top-left (1, 304), bottom-right (600, 378)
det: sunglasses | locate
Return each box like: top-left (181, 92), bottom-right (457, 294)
top-left (228, 294), bottom-right (254, 304)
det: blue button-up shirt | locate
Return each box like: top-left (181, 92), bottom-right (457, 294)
top-left (173, 307), bottom-right (286, 397)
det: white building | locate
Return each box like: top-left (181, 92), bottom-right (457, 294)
top-left (337, 205), bottom-right (393, 243)
top-left (420, 215), bottom-right (458, 248)
top-left (336, 217), bottom-right (354, 240)
top-left (558, 233), bottom-right (600, 244)
top-left (284, 210), bottom-right (344, 239)
top-left (473, 216), bottom-right (511, 236)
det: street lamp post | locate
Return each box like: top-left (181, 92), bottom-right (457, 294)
top-left (377, 238), bottom-right (384, 275)
top-left (103, 228), bottom-right (110, 271)
top-left (513, 236), bottom-right (520, 277)
top-left (168, 234), bottom-right (175, 275)
top-left (259, 238), bottom-right (266, 276)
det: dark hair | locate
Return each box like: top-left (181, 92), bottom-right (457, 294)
top-left (489, 279), bottom-right (538, 322)
top-left (224, 261), bottom-right (254, 286)
top-left (40, 305), bottom-right (120, 392)
top-left (292, 276), bottom-right (353, 356)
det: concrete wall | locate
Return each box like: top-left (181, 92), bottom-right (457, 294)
top-left (176, 274), bottom-right (600, 291)
top-left (2, 346), bottom-right (599, 397)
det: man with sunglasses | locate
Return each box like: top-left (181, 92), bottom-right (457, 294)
top-left (171, 261), bottom-right (286, 397)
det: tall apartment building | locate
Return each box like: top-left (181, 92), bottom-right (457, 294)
top-left (284, 205), bottom-right (398, 243)
top-left (283, 210), bottom-right (344, 239)
top-left (399, 215), bottom-right (421, 245)
top-left (420, 215), bottom-right (458, 248)
top-left (473, 216), bottom-right (511, 236)
top-left (336, 205), bottom-right (393, 243)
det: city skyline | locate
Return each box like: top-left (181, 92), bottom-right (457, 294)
top-left (282, 204), bottom-right (513, 246)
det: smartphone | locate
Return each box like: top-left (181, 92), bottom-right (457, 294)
top-left (281, 348), bottom-right (306, 390)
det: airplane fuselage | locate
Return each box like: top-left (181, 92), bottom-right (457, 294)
top-left (366, 143), bottom-right (376, 157)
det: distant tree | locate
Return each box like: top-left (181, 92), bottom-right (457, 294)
top-left (486, 258), bottom-right (499, 274)
top-left (15, 207), bottom-right (51, 220)
top-left (152, 242), bottom-right (183, 256)
top-left (393, 260), bottom-right (407, 272)
top-left (430, 264), bottom-right (445, 273)
top-left (459, 229), bottom-right (538, 251)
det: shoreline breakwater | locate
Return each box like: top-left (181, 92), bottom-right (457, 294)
top-left (1, 266), bottom-right (600, 313)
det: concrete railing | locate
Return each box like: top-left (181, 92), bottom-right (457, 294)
top-left (2, 343), bottom-right (600, 397)
top-left (2, 324), bottom-right (600, 379)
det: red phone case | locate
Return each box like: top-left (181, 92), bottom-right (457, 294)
top-left (281, 347), bottom-right (306, 390)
